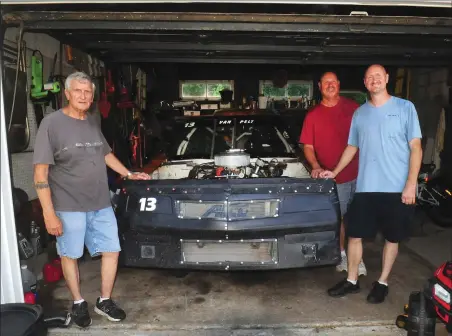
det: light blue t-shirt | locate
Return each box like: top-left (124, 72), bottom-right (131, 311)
top-left (348, 96), bottom-right (422, 193)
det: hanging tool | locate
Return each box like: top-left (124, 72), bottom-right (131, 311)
top-left (6, 23), bottom-right (32, 153)
top-left (106, 69), bottom-right (115, 95)
top-left (30, 51), bottom-right (60, 102)
top-left (7, 21), bottom-right (24, 133)
top-left (45, 53), bottom-right (61, 95)
top-left (98, 76), bottom-right (111, 118)
top-left (64, 44), bottom-right (74, 65)
top-left (30, 50), bottom-right (47, 100)
top-left (30, 51), bottom-right (61, 126)
top-left (129, 112), bottom-right (145, 168)
top-left (140, 70), bottom-right (147, 110)
top-left (129, 133), bottom-right (140, 167)
top-left (117, 70), bottom-right (135, 109)
top-left (116, 67), bottom-right (142, 167)
top-left (47, 53), bottom-right (61, 110)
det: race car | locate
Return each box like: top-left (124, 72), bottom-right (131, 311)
top-left (115, 112), bottom-right (342, 271)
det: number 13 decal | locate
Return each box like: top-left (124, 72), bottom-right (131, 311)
top-left (139, 197), bottom-right (157, 211)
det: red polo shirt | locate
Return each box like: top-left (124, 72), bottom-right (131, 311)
top-left (299, 97), bottom-right (359, 184)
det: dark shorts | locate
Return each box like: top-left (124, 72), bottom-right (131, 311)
top-left (347, 192), bottom-right (415, 243)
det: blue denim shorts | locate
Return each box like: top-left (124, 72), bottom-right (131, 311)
top-left (55, 206), bottom-right (121, 259)
top-left (336, 179), bottom-right (357, 217)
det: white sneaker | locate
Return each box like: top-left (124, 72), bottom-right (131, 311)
top-left (336, 254), bottom-right (367, 276)
top-left (358, 260), bottom-right (367, 277)
top-left (336, 253), bottom-right (348, 272)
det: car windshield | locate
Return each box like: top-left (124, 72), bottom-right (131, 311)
top-left (166, 116), bottom-right (299, 160)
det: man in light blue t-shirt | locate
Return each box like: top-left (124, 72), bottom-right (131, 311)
top-left (321, 64), bottom-right (423, 304)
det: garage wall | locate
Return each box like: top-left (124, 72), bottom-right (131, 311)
top-left (4, 28), bottom-right (99, 200)
top-left (409, 67), bottom-right (450, 169)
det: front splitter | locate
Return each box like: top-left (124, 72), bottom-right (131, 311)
top-left (119, 230), bottom-right (340, 270)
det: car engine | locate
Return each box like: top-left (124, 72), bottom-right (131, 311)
top-left (188, 149), bottom-right (287, 179)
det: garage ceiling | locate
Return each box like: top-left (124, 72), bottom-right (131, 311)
top-left (2, 4), bottom-right (452, 65)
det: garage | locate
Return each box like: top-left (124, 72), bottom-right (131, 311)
top-left (1, 1), bottom-right (452, 335)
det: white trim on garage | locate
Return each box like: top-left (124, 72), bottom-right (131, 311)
top-left (0, 62), bottom-right (25, 304)
top-left (1, 0), bottom-right (451, 7)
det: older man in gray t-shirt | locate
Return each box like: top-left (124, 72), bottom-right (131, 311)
top-left (33, 71), bottom-right (149, 328)
top-left (34, 110), bottom-right (112, 212)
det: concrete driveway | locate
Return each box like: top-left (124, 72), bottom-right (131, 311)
top-left (41, 237), bottom-right (452, 335)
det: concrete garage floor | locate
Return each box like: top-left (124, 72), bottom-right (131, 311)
top-left (44, 232), bottom-right (451, 336)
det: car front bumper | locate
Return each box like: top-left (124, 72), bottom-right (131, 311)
top-left (116, 177), bottom-right (341, 270)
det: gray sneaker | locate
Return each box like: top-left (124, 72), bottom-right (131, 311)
top-left (336, 255), bottom-right (367, 277)
top-left (358, 260), bottom-right (367, 276)
top-left (336, 254), bottom-right (348, 272)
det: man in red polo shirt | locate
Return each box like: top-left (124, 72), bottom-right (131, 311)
top-left (300, 71), bottom-right (367, 276)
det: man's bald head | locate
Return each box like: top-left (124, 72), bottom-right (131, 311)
top-left (365, 64), bottom-right (387, 78)
top-left (320, 71), bottom-right (339, 83)
top-left (364, 64), bottom-right (389, 96)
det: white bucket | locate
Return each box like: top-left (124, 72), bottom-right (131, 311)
top-left (258, 96), bottom-right (268, 109)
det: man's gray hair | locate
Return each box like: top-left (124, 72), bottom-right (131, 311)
top-left (65, 71), bottom-right (96, 91)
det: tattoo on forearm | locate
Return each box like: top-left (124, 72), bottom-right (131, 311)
top-left (35, 182), bottom-right (50, 189)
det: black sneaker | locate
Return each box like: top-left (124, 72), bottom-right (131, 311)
top-left (367, 282), bottom-right (389, 304)
top-left (94, 298), bottom-right (126, 322)
top-left (327, 278), bottom-right (360, 297)
top-left (71, 301), bottom-right (92, 328)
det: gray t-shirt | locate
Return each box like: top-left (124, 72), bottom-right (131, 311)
top-left (33, 109), bottom-right (112, 212)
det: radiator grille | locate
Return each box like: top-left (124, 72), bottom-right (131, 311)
top-left (181, 239), bottom-right (278, 264)
top-left (176, 201), bottom-right (226, 220)
top-left (228, 200), bottom-right (279, 220)
top-left (175, 199), bottom-right (279, 220)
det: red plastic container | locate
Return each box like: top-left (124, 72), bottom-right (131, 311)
top-left (24, 292), bottom-right (36, 304)
top-left (43, 262), bottom-right (62, 283)
top-left (52, 258), bottom-right (62, 272)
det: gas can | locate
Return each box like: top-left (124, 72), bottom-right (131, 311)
top-left (24, 292), bottom-right (36, 304)
top-left (43, 263), bottom-right (62, 283)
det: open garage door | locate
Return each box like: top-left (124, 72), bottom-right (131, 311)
top-left (1, 3), bottom-right (452, 66)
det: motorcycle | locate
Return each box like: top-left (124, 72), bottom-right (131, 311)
top-left (417, 163), bottom-right (452, 228)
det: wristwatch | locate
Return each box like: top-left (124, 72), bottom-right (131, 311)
top-left (126, 171), bottom-right (133, 179)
